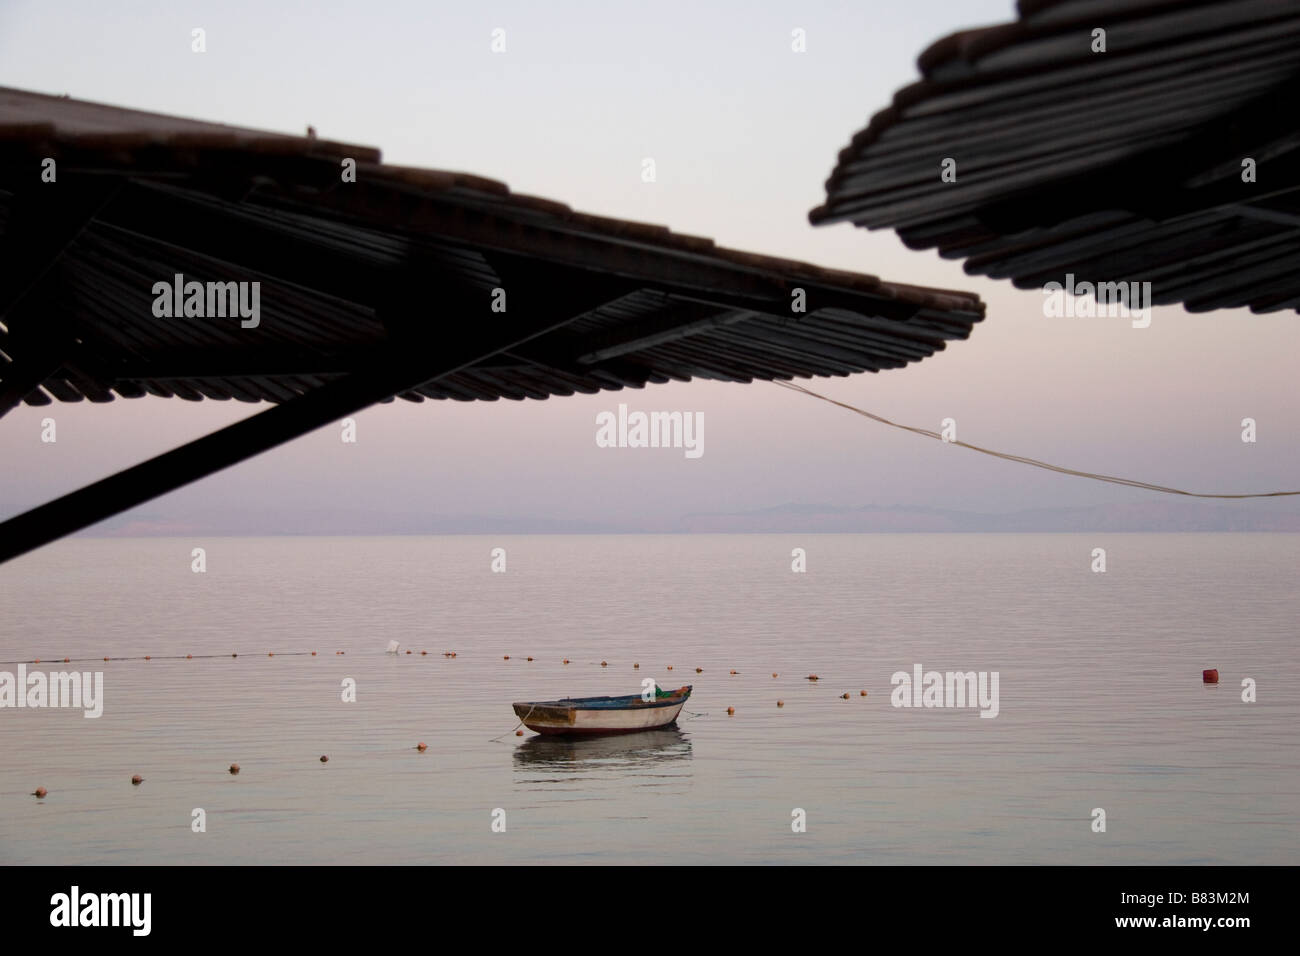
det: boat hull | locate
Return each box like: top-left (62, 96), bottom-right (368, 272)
top-left (513, 688), bottom-right (691, 737)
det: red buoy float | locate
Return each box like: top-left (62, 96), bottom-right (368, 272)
top-left (1203, 669), bottom-right (1219, 683)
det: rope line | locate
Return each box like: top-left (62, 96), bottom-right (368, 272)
top-left (0, 652), bottom-right (320, 666)
top-left (774, 380), bottom-right (1299, 499)
top-left (491, 704), bottom-right (536, 742)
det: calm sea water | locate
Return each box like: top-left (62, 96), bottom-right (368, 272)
top-left (1, 533), bottom-right (1297, 865)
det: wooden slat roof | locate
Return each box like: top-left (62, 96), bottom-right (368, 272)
top-left (810, 0), bottom-right (1300, 314)
top-left (0, 86), bottom-right (984, 409)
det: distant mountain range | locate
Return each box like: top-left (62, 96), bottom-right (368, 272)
top-left (678, 501), bottom-right (1300, 533)
top-left (70, 500), bottom-right (1300, 536)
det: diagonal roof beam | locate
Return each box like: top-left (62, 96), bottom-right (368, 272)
top-left (93, 181), bottom-right (406, 309)
top-left (576, 308), bottom-right (760, 365)
top-left (251, 186), bottom-right (929, 322)
top-left (0, 269), bottom-right (626, 564)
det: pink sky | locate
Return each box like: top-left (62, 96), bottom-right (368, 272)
top-left (1, 0), bottom-right (1296, 529)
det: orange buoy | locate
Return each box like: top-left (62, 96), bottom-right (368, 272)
top-left (319, 755), bottom-right (329, 763)
top-left (32, 787), bottom-right (47, 798)
top-left (726, 707), bottom-right (735, 716)
top-left (131, 775), bottom-right (143, 785)
top-left (144, 655), bottom-right (151, 660)
top-left (729, 670), bottom-right (738, 675)
top-left (232, 653), bottom-right (238, 658)
top-left (229, 764), bottom-right (240, 775)
top-left (416, 742), bottom-right (428, 752)
top-left (1203, 669), bottom-right (1220, 683)
top-left (311, 651), bottom-right (317, 656)
top-left (807, 674), bottom-right (819, 681)
top-left (634, 663), bottom-right (640, 669)
top-left (104, 657), bottom-right (110, 661)
top-left (772, 672), bottom-right (778, 678)
top-left (63, 657), bottom-right (69, 663)
top-left (405, 650), bottom-right (412, 655)
top-left (526, 657), bottom-right (533, 661)
top-left (421, 651), bottom-right (427, 656)
top-left (841, 693), bottom-right (850, 699)
top-left (563, 659), bottom-right (570, 664)
top-left (695, 667), bottom-right (703, 674)
top-left (860, 690), bottom-right (868, 697)
top-left (777, 700), bottom-right (784, 708)
top-left (601, 661), bottom-right (608, 667)
top-left (33, 658), bottom-right (39, 664)
top-left (504, 655), bottom-right (510, 660)
top-left (666, 665), bottom-right (673, 670)
top-left (515, 730), bottom-right (524, 736)
top-left (268, 652), bottom-right (274, 657)
top-left (186, 654), bottom-right (192, 659)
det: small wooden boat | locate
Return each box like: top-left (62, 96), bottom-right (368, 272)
top-left (512, 685), bottom-right (692, 736)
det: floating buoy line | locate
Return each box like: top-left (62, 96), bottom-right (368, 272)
top-left (0, 651), bottom-right (325, 666)
top-left (3, 650), bottom-right (874, 728)
top-left (775, 380), bottom-right (1300, 499)
top-left (16, 649), bottom-right (1222, 797)
top-left (5, 644), bottom-right (875, 769)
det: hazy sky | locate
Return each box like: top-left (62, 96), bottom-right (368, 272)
top-left (1, 0), bottom-right (1297, 528)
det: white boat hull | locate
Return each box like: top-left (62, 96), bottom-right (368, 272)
top-left (512, 689), bottom-right (691, 736)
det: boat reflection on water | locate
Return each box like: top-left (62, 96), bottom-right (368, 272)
top-left (512, 727), bottom-right (692, 781)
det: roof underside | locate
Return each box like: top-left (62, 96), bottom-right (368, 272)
top-left (811, 0), bottom-right (1300, 314)
top-left (0, 86), bottom-right (984, 410)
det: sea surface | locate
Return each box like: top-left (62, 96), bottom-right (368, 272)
top-left (1, 533), bottom-right (1297, 865)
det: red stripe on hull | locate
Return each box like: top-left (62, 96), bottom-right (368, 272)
top-left (525, 719), bottom-right (681, 737)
